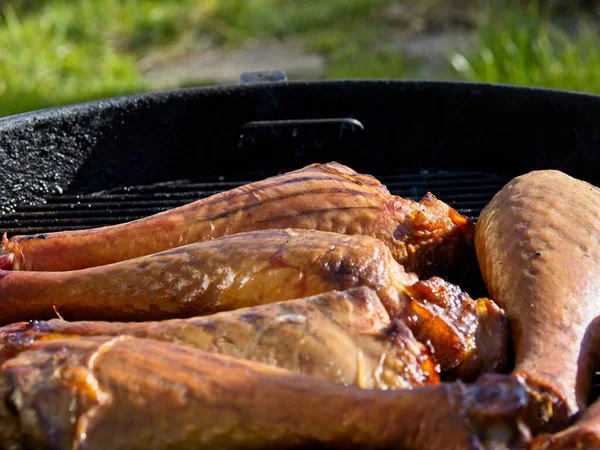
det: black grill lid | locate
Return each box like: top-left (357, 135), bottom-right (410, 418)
top-left (2, 80), bottom-right (600, 216)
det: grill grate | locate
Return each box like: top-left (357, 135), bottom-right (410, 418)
top-left (0, 170), bottom-right (509, 236)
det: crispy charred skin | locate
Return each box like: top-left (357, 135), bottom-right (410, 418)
top-left (404, 278), bottom-right (507, 382)
top-left (0, 287), bottom-right (440, 389)
top-left (0, 162), bottom-right (474, 277)
top-left (530, 397), bottom-right (600, 449)
top-left (475, 170), bottom-right (600, 432)
top-left (0, 229), bottom-right (507, 378)
top-left (0, 336), bottom-right (530, 450)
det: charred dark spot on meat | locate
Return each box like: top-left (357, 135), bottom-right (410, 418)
top-left (0, 332), bottom-right (36, 363)
top-left (330, 260), bottom-right (354, 280)
top-left (239, 312), bottom-right (266, 324)
top-left (381, 322), bottom-right (400, 339)
top-left (198, 321), bottom-right (218, 330)
top-left (22, 320), bottom-right (42, 331)
top-left (320, 257), bottom-right (361, 287)
top-left (18, 233), bottom-right (48, 241)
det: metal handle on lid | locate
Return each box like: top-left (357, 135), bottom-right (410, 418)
top-left (236, 117), bottom-right (366, 172)
top-left (241, 118), bottom-right (364, 135)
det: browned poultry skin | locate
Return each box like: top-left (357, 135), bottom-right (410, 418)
top-left (0, 336), bottom-right (531, 450)
top-left (530, 396), bottom-right (600, 449)
top-left (0, 287), bottom-right (440, 389)
top-left (0, 162), bottom-right (474, 276)
top-left (475, 170), bottom-right (600, 431)
top-left (0, 229), bottom-right (507, 378)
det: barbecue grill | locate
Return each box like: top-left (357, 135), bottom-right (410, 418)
top-left (1, 77), bottom-right (600, 396)
top-left (3, 78), bottom-right (600, 229)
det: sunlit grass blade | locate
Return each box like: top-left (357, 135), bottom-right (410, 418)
top-left (451, 1), bottom-right (600, 94)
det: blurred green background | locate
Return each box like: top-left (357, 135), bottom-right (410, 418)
top-left (1, 0), bottom-right (599, 117)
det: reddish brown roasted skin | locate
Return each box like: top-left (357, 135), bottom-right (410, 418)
top-left (0, 336), bottom-right (531, 450)
top-left (0, 287), bottom-right (440, 390)
top-left (0, 229), bottom-right (507, 379)
top-left (0, 162), bottom-right (474, 276)
top-left (530, 397), bottom-right (600, 449)
top-left (475, 170), bottom-right (600, 431)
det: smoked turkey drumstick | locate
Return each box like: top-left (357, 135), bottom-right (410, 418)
top-left (530, 396), bottom-right (600, 449)
top-left (475, 170), bottom-right (600, 432)
top-left (0, 162), bottom-right (473, 277)
top-left (0, 336), bottom-right (530, 450)
top-left (0, 229), bottom-right (507, 379)
top-left (0, 287), bottom-right (440, 390)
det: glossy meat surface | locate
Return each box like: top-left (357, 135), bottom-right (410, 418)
top-left (0, 336), bottom-right (531, 450)
top-left (403, 277), bottom-right (506, 380)
top-left (0, 162), bottom-right (473, 277)
top-left (0, 287), bottom-right (440, 389)
top-left (475, 170), bottom-right (600, 431)
top-left (0, 229), bottom-right (507, 378)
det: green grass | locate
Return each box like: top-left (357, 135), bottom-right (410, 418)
top-left (208, 0), bottom-right (404, 79)
top-left (0, 0), bottom-right (203, 117)
top-left (208, 0), bottom-right (391, 43)
top-left (451, 2), bottom-right (600, 94)
top-left (1, 0), bottom-right (600, 118)
top-left (0, 0), bottom-right (404, 117)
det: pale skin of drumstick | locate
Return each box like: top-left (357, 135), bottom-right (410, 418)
top-left (0, 162), bottom-right (473, 278)
top-left (0, 335), bottom-right (532, 450)
top-left (0, 287), bottom-right (440, 390)
top-left (0, 229), bottom-right (508, 380)
top-left (476, 170), bottom-right (600, 432)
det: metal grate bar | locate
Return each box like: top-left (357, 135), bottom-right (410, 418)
top-left (385, 179), bottom-right (503, 190)
top-left (377, 171), bottom-right (500, 181)
top-left (10, 191), bottom-right (498, 215)
top-left (46, 190), bottom-right (226, 203)
top-left (0, 171), bottom-right (511, 236)
top-left (16, 200), bottom-right (196, 212)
